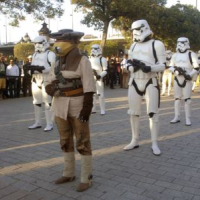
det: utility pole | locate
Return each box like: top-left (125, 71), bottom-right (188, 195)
top-left (70, 5), bottom-right (74, 30)
top-left (196, 0), bottom-right (198, 8)
top-left (4, 16), bottom-right (7, 44)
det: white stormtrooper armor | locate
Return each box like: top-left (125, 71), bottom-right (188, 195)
top-left (29, 35), bottom-right (56, 131)
top-left (90, 44), bottom-right (108, 115)
top-left (124, 19), bottom-right (166, 155)
top-left (161, 50), bottom-right (173, 96)
top-left (169, 37), bottom-right (199, 126)
top-left (192, 50), bottom-right (200, 91)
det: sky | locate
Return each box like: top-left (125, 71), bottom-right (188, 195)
top-left (0, 0), bottom-right (199, 44)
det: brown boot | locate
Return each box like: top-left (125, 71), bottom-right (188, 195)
top-left (54, 176), bottom-right (75, 184)
top-left (77, 182), bottom-right (92, 192)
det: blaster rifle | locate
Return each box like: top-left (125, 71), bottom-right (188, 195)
top-left (174, 66), bottom-right (191, 81)
top-left (23, 65), bottom-right (45, 73)
top-left (127, 59), bottom-right (151, 73)
top-left (93, 69), bottom-right (101, 80)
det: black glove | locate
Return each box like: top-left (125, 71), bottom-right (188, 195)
top-left (127, 59), bottom-right (140, 72)
top-left (127, 59), bottom-right (134, 66)
top-left (36, 69), bottom-right (43, 73)
top-left (96, 75), bottom-right (101, 80)
top-left (141, 65), bottom-right (151, 73)
top-left (78, 92), bottom-right (94, 123)
top-left (185, 74), bottom-right (192, 81)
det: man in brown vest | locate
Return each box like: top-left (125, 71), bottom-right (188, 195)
top-left (45, 29), bottom-right (95, 192)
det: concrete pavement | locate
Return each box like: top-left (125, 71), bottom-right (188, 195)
top-left (1, 86), bottom-right (200, 200)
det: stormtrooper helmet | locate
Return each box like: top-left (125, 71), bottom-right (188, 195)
top-left (131, 19), bottom-right (153, 42)
top-left (176, 37), bottom-right (190, 53)
top-left (33, 36), bottom-right (49, 53)
top-left (166, 50), bottom-right (172, 61)
top-left (91, 44), bottom-right (102, 57)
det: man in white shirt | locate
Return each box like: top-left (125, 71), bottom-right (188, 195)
top-left (6, 59), bottom-right (20, 98)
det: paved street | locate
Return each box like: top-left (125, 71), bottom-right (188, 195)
top-left (1, 86), bottom-right (200, 200)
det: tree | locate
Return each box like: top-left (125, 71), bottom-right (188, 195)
top-left (71, 0), bottom-right (137, 53)
top-left (0, 0), bottom-right (64, 26)
top-left (14, 43), bottom-right (34, 62)
top-left (112, 2), bottom-right (200, 51)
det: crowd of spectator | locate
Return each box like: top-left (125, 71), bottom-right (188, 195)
top-left (0, 53), bottom-right (129, 100)
top-left (0, 54), bottom-right (32, 100)
top-left (105, 54), bottom-right (129, 89)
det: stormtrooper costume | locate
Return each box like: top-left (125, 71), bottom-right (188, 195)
top-left (192, 50), bottom-right (200, 91)
top-left (169, 37), bottom-right (199, 126)
top-left (124, 19), bottom-right (166, 156)
top-left (161, 50), bottom-right (173, 96)
top-left (90, 44), bottom-right (108, 115)
top-left (29, 35), bottom-right (56, 131)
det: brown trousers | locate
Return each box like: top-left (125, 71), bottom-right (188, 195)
top-left (55, 116), bottom-right (92, 155)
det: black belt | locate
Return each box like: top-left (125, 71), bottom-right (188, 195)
top-left (132, 78), bottom-right (153, 96)
top-left (175, 76), bottom-right (187, 88)
top-left (132, 78), bottom-right (160, 107)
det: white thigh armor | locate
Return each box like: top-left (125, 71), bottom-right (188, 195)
top-left (96, 80), bottom-right (104, 97)
top-left (128, 78), bottom-right (159, 115)
top-left (162, 70), bottom-right (172, 85)
top-left (174, 76), bottom-right (192, 99)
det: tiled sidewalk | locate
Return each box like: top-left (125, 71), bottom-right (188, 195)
top-left (0, 87), bottom-right (200, 200)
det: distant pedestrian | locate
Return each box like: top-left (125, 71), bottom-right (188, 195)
top-left (6, 59), bottom-right (20, 98)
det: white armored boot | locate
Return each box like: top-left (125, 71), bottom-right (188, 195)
top-left (55, 152), bottom-right (76, 184)
top-left (185, 100), bottom-right (191, 126)
top-left (192, 81), bottom-right (196, 91)
top-left (170, 99), bottom-right (181, 123)
top-left (149, 114), bottom-right (161, 156)
top-left (77, 155), bottom-right (93, 192)
top-left (167, 84), bottom-right (171, 96)
top-left (161, 83), bottom-right (166, 96)
top-left (92, 94), bottom-right (96, 114)
top-left (44, 109), bottom-right (53, 132)
top-left (29, 105), bottom-right (42, 129)
top-left (99, 97), bottom-right (105, 115)
top-left (124, 115), bottom-right (139, 150)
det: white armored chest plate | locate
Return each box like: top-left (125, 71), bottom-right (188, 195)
top-left (129, 40), bottom-right (156, 65)
top-left (32, 51), bottom-right (50, 68)
top-left (90, 57), bottom-right (103, 72)
top-left (174, 52), bottom-right (192, 70)
top-left (128, 40), bottom-right (158, 79)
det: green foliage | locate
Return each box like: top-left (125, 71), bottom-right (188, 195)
top-left (112, 2), bottom-right (200, 51)
top-left (14, 43), bottom-right (34, 61)
top-left (73, 0), bottom-right (200, 52)
top-left (104, 40), bottom-right (124, 57)
top-left (0, 0), bottom-right (64, 26)
top-left (79, 40), bottom-right (125, 57)
top-left (72, 0), bottom-right (167, 52)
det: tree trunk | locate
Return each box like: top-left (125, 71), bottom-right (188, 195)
top-left (100, 21), bottom-right (110, 54)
